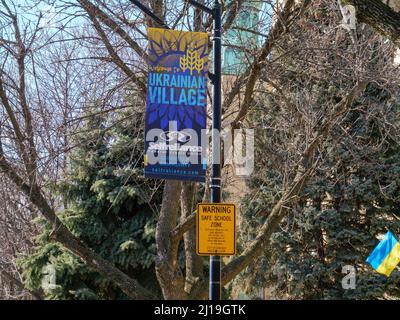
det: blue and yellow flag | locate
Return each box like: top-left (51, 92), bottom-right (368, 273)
top-left (366, 231), bottom-right (400, 277)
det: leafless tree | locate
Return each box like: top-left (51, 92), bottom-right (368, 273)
top-left (0, 0), bottom-right (399, 300)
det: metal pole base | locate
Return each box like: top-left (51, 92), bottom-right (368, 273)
top-left (209, 256), bottom-right (221, 300)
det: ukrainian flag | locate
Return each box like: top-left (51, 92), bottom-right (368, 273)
top-left (366, 231), bottom-right (400, 277)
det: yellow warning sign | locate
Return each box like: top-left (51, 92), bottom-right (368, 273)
top-left (196, 203), bottom-right (236, 256)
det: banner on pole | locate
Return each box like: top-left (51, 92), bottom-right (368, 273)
top-left (144, 28), bottom-right (209, 182)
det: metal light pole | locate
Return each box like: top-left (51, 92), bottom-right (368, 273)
top-left (209, 0), bottom-right (222, 301)
top-left (186, 0), bottom-right (222, 301)
top-left (190, 0), bottom-right (222, 301)
top-left (186, 0), bottom-right (223, 301)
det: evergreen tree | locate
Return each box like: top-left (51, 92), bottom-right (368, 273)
top-left (239, 85), bottom-right (400, 299)
top-left (19, 109), bottom-right (162, 299)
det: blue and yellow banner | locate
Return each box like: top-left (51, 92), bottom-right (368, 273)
top-left (144, 28), bottom-right (208, 182)
top-left (366, 231), bottom-right (400, 277)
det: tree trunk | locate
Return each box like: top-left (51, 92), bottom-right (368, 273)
top-left (344, 0), bottom-right (400, 47)
top-left (181, 182), bottom-right (204, 294)
top-left (155, 180), bottom-right (187, 299)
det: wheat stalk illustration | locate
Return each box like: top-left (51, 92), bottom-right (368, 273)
top-left (180, 45), bottom-right (204, 75)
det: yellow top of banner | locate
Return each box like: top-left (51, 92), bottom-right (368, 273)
top-left (148, 28), bottom-right (208, 57)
